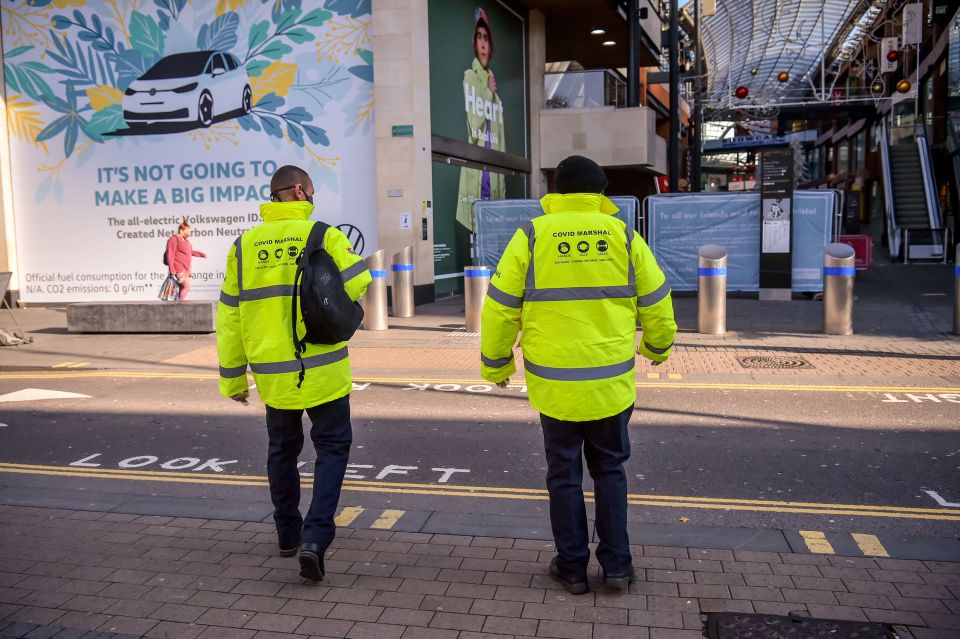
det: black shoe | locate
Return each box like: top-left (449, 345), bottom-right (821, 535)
top-left (603, 565), bottom-right (637, 593)
top-left (549, 558), bottom-right (589, 595)
top-left (279, 541), bottom-right (300, 557)
top-left (299, 543), bottom-right (324, 582)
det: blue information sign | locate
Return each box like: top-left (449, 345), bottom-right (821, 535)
top-left (474, 197), bottom-right (638, 269)
top-left (646, 191), bottom-right (836, 292)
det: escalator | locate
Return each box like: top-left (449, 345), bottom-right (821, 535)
top-left (880, 121), bottom-right (945, 260)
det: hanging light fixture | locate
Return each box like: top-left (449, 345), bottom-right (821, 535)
top-left (734, 86), bottom-right (749, 99)
top-left (871, 80), bottom-right (885, 95)
top-left (777, 71), bottom-right (789, 83)
top-left (896, 79), bottom-right (912, 94)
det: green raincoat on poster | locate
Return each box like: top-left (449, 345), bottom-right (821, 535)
top-left (456, 58), bottom-right (506, 231)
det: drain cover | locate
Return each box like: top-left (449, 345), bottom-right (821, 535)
top-left (738, 355), bottom-right (813, 369)
top-left (707, 612), bottom-right (895, 639)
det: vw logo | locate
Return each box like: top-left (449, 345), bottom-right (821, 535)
top-left (336, 224), bottom-right (365, 254)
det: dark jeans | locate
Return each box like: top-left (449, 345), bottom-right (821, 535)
top-left (540, 404), bottom-right (633, 578)
top-left (265, 395), bottom-right (352, 550)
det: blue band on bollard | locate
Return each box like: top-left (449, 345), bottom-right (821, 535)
top-left (956, 266), bottom-right (960, 275)
top-left (391, 264), bottom-right (414, 272)
top-left (824, 266), bottom-right (856, 277)
top-left (465, 268), bottom-right (491, 278)
top-left (698, 267), bottom-right (727, 277)
top-left (370, 270), bottom-right (388, 279)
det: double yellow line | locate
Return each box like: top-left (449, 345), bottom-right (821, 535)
top-left (1, 462), bottom-right (957, 522)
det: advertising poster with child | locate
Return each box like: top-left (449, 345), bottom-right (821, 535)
top-left (427, 0), bottom-right (527, 294)
top-left (2, 0), bottom-right (376, 301)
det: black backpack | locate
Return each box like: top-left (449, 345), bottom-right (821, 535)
top-left (291, 221), bottom-right (364, 387)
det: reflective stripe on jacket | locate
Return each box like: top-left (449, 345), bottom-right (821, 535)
top-left (480, 193), bottom-right (677, 421)
top-left (216, 201), bottom-right (371, 409)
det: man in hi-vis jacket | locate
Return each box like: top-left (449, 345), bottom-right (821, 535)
top-left (480, 155), bottom-right (676, 594)
top-left (217, 165), bottom-right (371, 583)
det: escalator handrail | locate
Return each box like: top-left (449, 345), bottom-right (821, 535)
top-left (915, 124), bottom-right (943, 232)
top-left (879, 119), bottom-right (900, 256)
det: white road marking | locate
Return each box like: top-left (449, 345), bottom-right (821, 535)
top-left (880, 393), bottom-right (960, 403)
top-left (0, 388), bottom-right (91, 403)
top-left (432, 468), bottom-right (470, 483)
top-left (924, 490), bottom-right (960, 508)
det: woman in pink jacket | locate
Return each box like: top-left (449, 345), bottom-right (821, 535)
top-left (165, 217), bottom-right (206, 300)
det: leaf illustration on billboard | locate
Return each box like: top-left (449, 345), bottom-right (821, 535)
top-left (130, 12), bottom-right (165, 60)
top-left (324, 0), bottom-right (371, 19)
top-left (251, 61), bottom-right (297, 102)
top-left (197, 12), bottom-right (240, 51)
top-left (5, 95), bottom-right (48, 153)
top-left (348, 48), bottom-right (373, 82)
top-left (3, 52), bottom-right (55, 102)
top-left (86, 85), bottom-right (124, 111)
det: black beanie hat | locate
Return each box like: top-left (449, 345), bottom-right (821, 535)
top-left (554, 155), bottom-right (608, 194)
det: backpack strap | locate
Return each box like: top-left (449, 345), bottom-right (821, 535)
top-left (291, 221), bottom-right (331, 389)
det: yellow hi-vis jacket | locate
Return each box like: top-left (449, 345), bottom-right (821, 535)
top-left (216, 201), bottom-right (371, 409)
top-left (480, 193), bottom-right (677, 422)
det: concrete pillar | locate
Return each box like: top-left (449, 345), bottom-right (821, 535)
top-left (527, 9), bottom-right (547, 198)
top-left (0, 46), bottom-right (19, 304)
top-left (372, 0), bottom-right (434, 300)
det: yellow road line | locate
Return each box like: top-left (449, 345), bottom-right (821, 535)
top-left (668, 373), bottom-right (683, 380)
top-left (370, 509), bottom-right (405, 530)
top-left (50, 362), bottom-right (76, 369)
top-left (800, 530), bottom-right (836, 554)
top-left (0, 371), bottom-right (958, 396)
top-left (335, 506), bottom-right (364, 527)
top-left (67, 363), bottom-right (90, 369)
top-left (852, 533), bottom-right (890, 557)
top-left (647, 373), bottom-right (660, 379)
top-left (1, 462), bottom-right (952, 514)
top-left (1, 462), bottom-right (958, 521)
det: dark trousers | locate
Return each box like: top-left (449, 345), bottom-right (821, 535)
top-left (265, 395), bottom-right (352, 550)
top-left (540, 404), bottom-right (633, 578)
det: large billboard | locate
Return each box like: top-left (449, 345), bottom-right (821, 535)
top-left (3, 0), bottom-right (376, 302)
top-left (427, 0), bottom-right (527, 294)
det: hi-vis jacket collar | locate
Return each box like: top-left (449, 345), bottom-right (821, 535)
top-left (540, 193), bottom-right (619, 216)
top-left (259, 200), bottom-right (315, 223)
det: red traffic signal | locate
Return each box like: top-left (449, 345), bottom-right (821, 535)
top-left (734, 86), bottom-right (749, 99)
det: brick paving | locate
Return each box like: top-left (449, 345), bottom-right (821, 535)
top-left (1, 506), bottom-right (958, 639)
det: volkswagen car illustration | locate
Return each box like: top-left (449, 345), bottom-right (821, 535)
top-left (122, 50), bottom-right (252, 129)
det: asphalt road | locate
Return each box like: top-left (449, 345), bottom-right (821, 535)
top-left (1, 374), bottom-right (957, 545)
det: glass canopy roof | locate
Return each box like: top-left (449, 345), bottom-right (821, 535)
top-left (699, 0), bottom-right (867, 105)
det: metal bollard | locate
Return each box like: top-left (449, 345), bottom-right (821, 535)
top-left (823, 242), bottom-right (856, 335)
top-left (391, 246), bottom-right (415, 318)
top-left (361, 249), bottom-right (388, 331)
top-left (464, 266), bottom-right (491, 333)
top-left (697, 245), bottom-right (727, 335)
top-left (954, 244), bottom-right (959, 336)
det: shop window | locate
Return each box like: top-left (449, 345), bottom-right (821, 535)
top-left (852, 132), bottom-right (866, 172)
top-left (836, 143), bottom-right (849, 175)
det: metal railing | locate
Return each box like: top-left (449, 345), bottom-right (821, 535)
top-left (915, 124), bottom-right (945, 250)
top-left (879, 119), bottom-right (900, 257)
top-left (544, 69), bottom-right (626, 109)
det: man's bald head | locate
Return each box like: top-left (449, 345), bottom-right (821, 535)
top-left (270, 165), bottom-right (313, 202)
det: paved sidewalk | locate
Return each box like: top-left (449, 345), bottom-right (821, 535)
top-left (3, 257), bottom-right (958, 383)
top-left (1, 505), bottom-right (958, 639)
